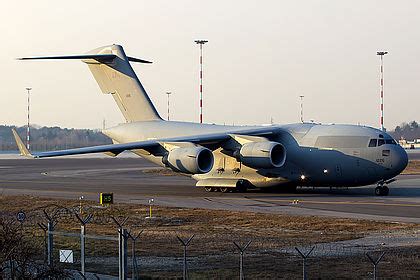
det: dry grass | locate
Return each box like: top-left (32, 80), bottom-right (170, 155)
top-left (1, 195), bottom-right (419, 278)
top-left (0, 195), bottom-right (418, 254)
top-left (402, 160), bottom-right (420, 175)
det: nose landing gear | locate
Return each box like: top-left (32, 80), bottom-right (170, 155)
top-left (375, 184), bottom-right (389, 196)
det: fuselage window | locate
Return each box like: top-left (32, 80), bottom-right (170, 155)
top-left (368, 139), bottom-right (377, 147)
top-left (378, 139), bottom-right (385, 146)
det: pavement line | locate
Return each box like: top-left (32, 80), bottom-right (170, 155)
top-left (249, 198), bottom-right (420, 208)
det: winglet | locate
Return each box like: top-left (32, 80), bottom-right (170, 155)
top-left (11, 129), bottom-right (33, 158)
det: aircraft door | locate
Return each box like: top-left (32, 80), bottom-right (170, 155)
top-left (335, 164), bottom-right (342, 177)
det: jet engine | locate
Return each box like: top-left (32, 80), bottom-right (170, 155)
top-left (163, 146), bottom-right (214, 174)
top-left (238, 141), bottom-right (286, 169)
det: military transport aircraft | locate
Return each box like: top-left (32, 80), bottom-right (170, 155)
top-left (14, 44), bottom-right (408, 196)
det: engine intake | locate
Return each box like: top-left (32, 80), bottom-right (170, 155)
top-left (163, 146), bottom-right (214, 174)
top-left (239, 141), bottom-right (286, 169)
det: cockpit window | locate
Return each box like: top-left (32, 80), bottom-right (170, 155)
top-left (386, 139), bottom-right (396, 145)
top-left (368, 138), bottom-right (396, 147)
top-left (368, 139), bottom-right (377, 147)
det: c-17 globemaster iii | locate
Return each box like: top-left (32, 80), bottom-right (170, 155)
top-left (14, 44), bottom-right (408, 196)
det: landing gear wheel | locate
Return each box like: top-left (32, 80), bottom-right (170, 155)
top-left (236, 180), bottom-right (248, 193)
top-left (285, 185), bottom-right (297, 193)
top-left (375, 185), bottom-right (389, 196)
top-left (204, 187), bottom-right (212, 192)
top-left (381, 185), bottom-right (389, 196)
top-left (220, 187), bottom-right (229, 193)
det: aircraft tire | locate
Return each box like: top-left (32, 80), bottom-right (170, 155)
top-left (204, 187), bottom-right (212, 192)
top-left (220, 187), bottom-right (229, 193)
top-left (381, 185), bottom-right (389, 196)
top-left (285, 185), bottom-right (297, 193)
top-left (375, 186), bottom-right (389, 196)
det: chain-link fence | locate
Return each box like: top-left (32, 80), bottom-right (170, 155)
top-left (1, 204), bottom-right (419, 279)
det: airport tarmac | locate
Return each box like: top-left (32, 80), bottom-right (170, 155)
top-left (0, 153), bottom-right (419, 223)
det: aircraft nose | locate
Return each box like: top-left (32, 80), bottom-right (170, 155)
top-left (393, 145), bottom-right (408, 174)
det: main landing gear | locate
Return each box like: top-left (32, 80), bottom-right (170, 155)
top-left (375, 184), bottom-right (389, 196)
top-left (204, 187), bottom-right (233, 193)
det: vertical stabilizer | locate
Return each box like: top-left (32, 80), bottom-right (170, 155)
top-left (84, 45), bottom-right (161, 122)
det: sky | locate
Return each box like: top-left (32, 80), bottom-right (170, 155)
top-left (0, 0), bottom-right (419, 130)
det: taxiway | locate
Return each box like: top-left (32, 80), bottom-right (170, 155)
top-left (0, 155), bottom-right (419, 223)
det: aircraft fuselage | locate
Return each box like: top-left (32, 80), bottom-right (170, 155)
top-left (103, 121), bottom-right (408, 189)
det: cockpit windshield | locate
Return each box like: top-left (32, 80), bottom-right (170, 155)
top-left (368, 138), bottom-right (397, 147)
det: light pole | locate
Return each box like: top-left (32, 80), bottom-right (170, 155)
top-left (194, 40), bottom-right (208, 123)
top-left (165, 92), bottom-right (172, 121)
top-left (25, 87), bottom-right (32, 150)
top-left (377, 51), bottom-right (388, 131)
top-left (299, 95), bottom-right (304, 123)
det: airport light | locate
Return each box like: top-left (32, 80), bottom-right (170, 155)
top-left (299, 95), bottom-right (304, 123)
top-left (148, 198), bottom-right (154, 218)
top-left (165, 92), bottom-right (172, 121)
top-left (195, 40), bottom-right (208, 123)
top-left (377, 51), bottom-right (388, 131)
top-left (79, 195), bottom-right (84, 214)
top-left (25, 87), bottom-right (32, 150)
top-left (300, 174), bottom-right (306, 180)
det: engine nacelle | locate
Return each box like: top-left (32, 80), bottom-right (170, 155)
top-left (163, 146), bottom-right (214, 174)
top-left (239, 141), bottom-right (286, 169)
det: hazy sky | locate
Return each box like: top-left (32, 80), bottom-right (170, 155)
top-left (1, 0), bottom-right (419, 129)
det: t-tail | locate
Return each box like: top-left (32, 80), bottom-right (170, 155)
top-left (18, 44), bottom-right (162, 122)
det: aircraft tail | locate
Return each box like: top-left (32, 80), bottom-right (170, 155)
top-left (18, 45), bottom-right (162, 122)
top-left (11, 129), bottom-right (33, 158)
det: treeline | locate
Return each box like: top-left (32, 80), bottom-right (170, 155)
top-left (1, 121), bottom-right (418, 152)
top-left (389, 121), bottom-right (420, 141)
top-left (0, 125), bottom-right (111, 151)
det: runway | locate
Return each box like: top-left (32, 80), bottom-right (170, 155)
top-left (0, 155), bottom-right (419, 223)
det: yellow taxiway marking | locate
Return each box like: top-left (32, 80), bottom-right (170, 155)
top-left (249, 198), bottom-right (420, 208)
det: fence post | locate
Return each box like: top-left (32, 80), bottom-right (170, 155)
top-left (47, 221), bottom-right (54, 268)
top-left (176, 234), bottom-right (195, 280)
top-left (43, 210), bottom-right (58, 268)
top-left (128, 230), bottom-right (143, 280)
top-left (122, 228), bottom-right (128, 280)
top-left (366, 252), bottom-right (385, 280)
top-left (118, 228), bottom-right (122, 280)
top-left (81, 224), bottom-right (86, 275)
top-left (75, 213), bottom-right (93, 277)
top-left (37, 223), bottom-right (48, 264)
top-left (295, 246), bottom-right (315, 280)
top-left (111, 216), bottom-right (129, 280)
top-left (233, 240), bottom-right (252, 280)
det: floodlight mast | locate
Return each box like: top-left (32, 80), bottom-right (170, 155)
top-left (377, 51), bottom-right (388, 131)
top-left (299, 95), bottom-right (304, 123)
top-left (25, 87), bottom-right (32, 150)
top-left (195, 40), bottom-right (208, 123)
top-left (165, 92), bottom-right (172, 121)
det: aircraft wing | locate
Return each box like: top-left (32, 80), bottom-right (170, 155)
top-left (12, 126), bottom-right (281, 159)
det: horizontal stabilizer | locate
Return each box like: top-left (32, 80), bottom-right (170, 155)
top-left (17, 54), bottom-right (152, 64)
top-left (17, 54), bottom-right (117, 61)
top-left (127, 56), bottom-right (152, 63)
